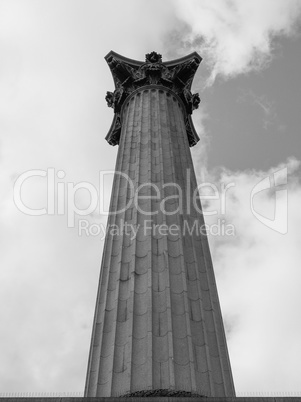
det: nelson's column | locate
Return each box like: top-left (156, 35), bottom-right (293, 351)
top-left (84, 51), bottom-right (236, 398)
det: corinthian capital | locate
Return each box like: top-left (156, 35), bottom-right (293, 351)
top-left (104, 51), bottom-right (202, 147)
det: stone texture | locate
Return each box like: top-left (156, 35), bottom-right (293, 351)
top-left (85, 53), bottom-right (235, 398)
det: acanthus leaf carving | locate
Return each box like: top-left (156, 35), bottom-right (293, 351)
top-left (145, 51), bottom-right (162, 63)
top-left (183, 86), bottom-right (201, 114)
top-left (105, 86), bottom-right (127, 113)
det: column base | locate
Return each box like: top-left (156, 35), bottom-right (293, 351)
top-left (121, 390), bottom-right (205, 398)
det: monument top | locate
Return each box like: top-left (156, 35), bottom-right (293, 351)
top-left (104, 51), bottom-right (202, 147)
top-left (104, 50), bottom-right (202, 89)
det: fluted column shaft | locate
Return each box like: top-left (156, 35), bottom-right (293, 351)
top-left (85, 87), bottom-right (235, 397)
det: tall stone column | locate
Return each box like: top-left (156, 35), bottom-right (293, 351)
top-left (84, 51), bottom-right (235, 398)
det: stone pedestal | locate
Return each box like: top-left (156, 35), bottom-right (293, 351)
top-left (85, 52), bottom-right (235, 398)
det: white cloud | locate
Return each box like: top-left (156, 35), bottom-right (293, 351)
top-left (170, 0), bottom-right (301, 83)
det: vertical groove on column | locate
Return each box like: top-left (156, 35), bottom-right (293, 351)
top-left (172, 96), bottom-right (201, 394)
top-left (151, 89), bottom-right (176, 390)
top-left (162, 90), bottom-right (176, 392)
top-left (124, 96), bottom-right (140, 396)
top-left (131, 90), bottom-right (153, 392)
top-left (128, 93), bottom-right (141, 394)
top-left (153, 89), bottom-right (168, 389)
top-left (180, 98), bottom-right (198, 393)
top-left (145, 90), bottom-right (153, 391)
top-left (159, 92), bottom-right (183, 391)
top-left (110, 99), bottom-right (138, 396)
top-left (166, 93), bottom-right (196, 393)
top-left (125, 95), bottom-right (139, 396)
top-left (151, 89), bottom-right (161, 389)
top-left (174, 99), bottom-right (214, 396)
top-left (109, 94), bottom-right (140, 396)
top-left (130, 93), bottom-right (144, 391)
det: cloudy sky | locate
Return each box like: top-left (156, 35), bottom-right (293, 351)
top-left (1, 0), bottom-right (301, 396)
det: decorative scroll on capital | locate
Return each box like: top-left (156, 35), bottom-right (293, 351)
top-left (104, 51), bottom-right (202, 146)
